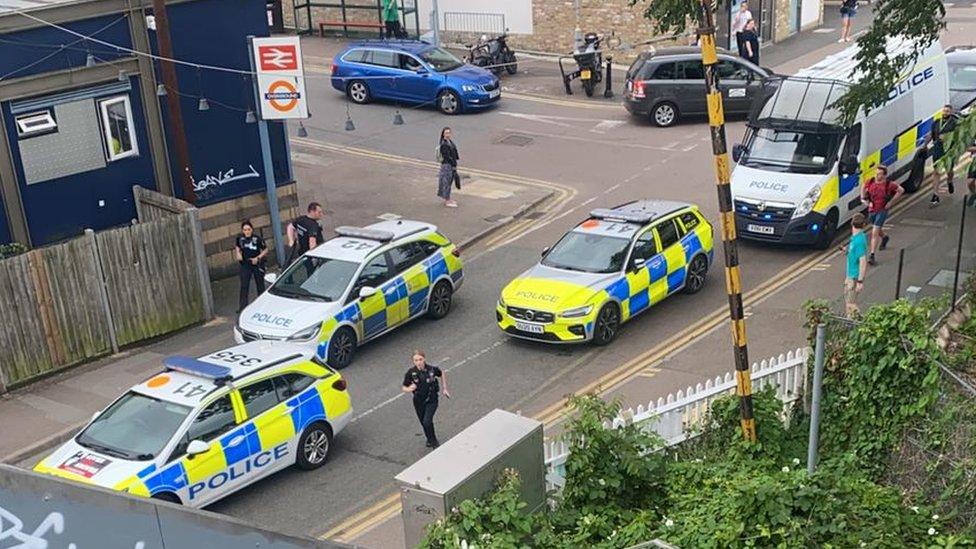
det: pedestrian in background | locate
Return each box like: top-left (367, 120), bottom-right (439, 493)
top-left (838, 0), bottom-right (857, 43)
top-left (731, 1), bottom-right (753, 57)
top-left (437, 127), bottom-right (460, 208)
top-left (741, 19), bottom-right (760, 66)
top-left (929, 103), bottom-right (961, 207)
top-left (401, 349), bottom-right (450, 449)
top-left (843, 213), bottom-right (869, 318)
top-left (382, 0), bottom-right (402, 39)
top-left (235, 220), bottom-right (268, 313)
top-left (286, 202), bottom-right (325, 264)
top-left (966, 140), bottom-right (976, 207)
top-left (860, 165), bottom-right (904, 265)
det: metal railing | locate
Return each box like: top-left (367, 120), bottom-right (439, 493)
top-left (543, 347), bottom-right (810, 491)
top-left (442, 11), bottom-right (505, 35)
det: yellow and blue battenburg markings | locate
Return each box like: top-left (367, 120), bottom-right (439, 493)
top-left (316, 239), bottom-right (462, 358)
top-left (815, 109), bottom-right (942, 213)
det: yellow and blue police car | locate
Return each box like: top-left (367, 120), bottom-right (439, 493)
top-left (34, 342), bottom-right (352, 507)
top-left (235, 220), bottom-right (464, 369)
top-left (497, 200), bottom-right (714, 344)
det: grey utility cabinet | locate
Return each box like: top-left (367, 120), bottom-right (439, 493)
top-left (394, 409), bottom-right (545, 548)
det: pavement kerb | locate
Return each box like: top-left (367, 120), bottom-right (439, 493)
top-left (1, 420), bottom-right (85, 465)
top-left (456, 189), bottom-right (555, 252)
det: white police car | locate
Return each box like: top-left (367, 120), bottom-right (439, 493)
top-left (34, 342), bottom-right (352, 507)
top-left (235, 220), bottom-right (463, 369)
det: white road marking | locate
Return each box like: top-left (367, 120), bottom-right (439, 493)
top-left (502, 127), bottom-right (690, 152)
top-left (591, 120), bottom-right (627, 134)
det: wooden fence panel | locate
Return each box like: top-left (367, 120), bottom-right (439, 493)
top-left (0, 252), bottom-right (51, 385)
top-left (96, 214), bottom-right (205, 346)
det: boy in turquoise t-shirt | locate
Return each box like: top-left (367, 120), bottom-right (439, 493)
top-left (844, 213), bottom-right (869, 318)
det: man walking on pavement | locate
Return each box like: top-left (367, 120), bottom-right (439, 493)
top-left (861, 165), bottom-right (904, 265)
top-left (731, 1), bottom-right (753, 58)
top-left (402, 350), bottom-right (450, 448)
top-left (286, 202), bottom-right (325, 264)
top-left (382, 0), bottom-right (402, 39)
top-left (843, 213), bottom-right (869, 318)
top-left (930, 103), bottom-right (961, 207)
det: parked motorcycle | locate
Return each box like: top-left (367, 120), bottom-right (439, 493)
top-left (466, 33), bottom-right (518, 76)
top-left (559, 32), bottom-right (604, 96)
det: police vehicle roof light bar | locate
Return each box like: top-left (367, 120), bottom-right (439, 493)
top-left (334, 226), bottom-right (396, 242)
top-left (163, 356), bottom-right (234, 384)
top-left (589, 208), bottom-right (656, 224)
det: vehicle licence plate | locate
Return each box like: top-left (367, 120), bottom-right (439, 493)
top-left (489, 89), bottom-right (500, 98)
top-left (515, 321), bottom-right (544, 334)
top-left (747, 224), bottom-right (775, 235)
top-left (581, 69), bottom-right (591, 80)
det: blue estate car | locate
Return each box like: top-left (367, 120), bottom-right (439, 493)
top-left (330, 40), bottom-right (501, 115)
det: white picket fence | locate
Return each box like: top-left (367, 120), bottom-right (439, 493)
top-left (543, 347), bottom-right (811, 490)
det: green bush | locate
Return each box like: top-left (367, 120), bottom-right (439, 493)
top-left (0, 242), bottom-right (27, 260)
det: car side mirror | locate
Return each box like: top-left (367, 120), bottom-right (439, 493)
top-left (732, 144), bottom-right (746, 162)
top-left (187, 440), bottom-right (209, 458)
top-left (264, 272), bottom-right (278, 285)
top-left (839, 155), bottom-right (858, 175)
top-left (540, 246), bottom-right (550, 257)
top-left (359, 286), bottom-right (378, 300)
top-left (630, 257), bottom-right (646, 272)
top-left (416, 67), bottom-right (429, 75)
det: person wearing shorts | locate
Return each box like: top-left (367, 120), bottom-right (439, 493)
top-left (860, 165), bottom-right (904, 265)
top-left (839, 0), bottom-right (857, 42)
top-left (844, 213), bottom-right (869, 318)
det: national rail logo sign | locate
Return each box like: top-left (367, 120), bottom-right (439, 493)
top-left (250, 36), bottom-right (309, 120)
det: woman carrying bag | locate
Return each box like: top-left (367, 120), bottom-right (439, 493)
top-left (436, 127), bottom-right (460, 208)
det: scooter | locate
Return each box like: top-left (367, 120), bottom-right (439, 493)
top-left (466, 33), bottom-right (518, 76)
top-left (559, 32), bottom-right (605, 97)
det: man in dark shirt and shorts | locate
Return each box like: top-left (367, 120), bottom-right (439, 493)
top-left (402, 350), bottom-right (450, 448)
top-left (286, 202), bottom-right (325, 264)
top-left (860, 165), bottom-right (904, 265)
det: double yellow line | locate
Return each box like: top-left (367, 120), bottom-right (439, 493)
top-left (318, 183), bottom-right (935, 543)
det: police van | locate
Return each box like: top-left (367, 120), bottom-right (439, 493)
top-left (34, 342), bottom-right (352, 507)
top-left (730, 37), bottom-right (949, 248)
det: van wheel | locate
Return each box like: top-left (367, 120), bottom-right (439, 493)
top-left (813, 210), bottom-right (838, 250)
top-left (591, 303), bottom-right (621, 346)
top-left (426, 281), bottom-right (453, 320)
top-left (327, 327), bottom-right (357, 370)
top-left (296, 422), bottom-right (333, 470)
top-left (346, 80), bottom-right (371, 104)
top-left (151, 492), bottom-right (181, 505)
top-left (652, 102), bottom-right (679, 127)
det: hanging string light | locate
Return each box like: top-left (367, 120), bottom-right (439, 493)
top-left (196, 67), bottom-right (209, 111)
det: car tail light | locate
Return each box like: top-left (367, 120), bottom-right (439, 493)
top-left (632, 80), bottom-right (646, 99)
top-left (330, 64), bottom-right (338, 75)
top-left (332, 378), bottom-right (347, 391)
top-left (451, 247), bottom-right (461, 257)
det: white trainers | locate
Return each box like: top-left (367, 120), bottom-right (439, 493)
top-left (445, 201), bottom-right (458, 208)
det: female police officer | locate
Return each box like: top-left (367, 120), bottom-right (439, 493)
top-left (402, 350), bottom-right (450, 448)
top-left (235, 220), bottom-right (268, 313)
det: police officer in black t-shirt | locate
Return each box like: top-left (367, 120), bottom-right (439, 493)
top-left (401, 349), bottom-right (450, 448)
top-left (235, 220), bottom-right (268, 313)
top-left (286, 202), bottom-right (325, 264)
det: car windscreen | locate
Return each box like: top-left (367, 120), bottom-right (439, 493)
top-left (269, 256), bottom-right (359, 302)
top-left (740, 128), bottom-right (841, 174)
top-left (542, 231), bottom-right (631, 274)
top-left (949, 62), bottom-right (976, 91)
top-left (420, 47), bottom-right (464, 72)
top-left (76, 392), bottom-right (191, 461)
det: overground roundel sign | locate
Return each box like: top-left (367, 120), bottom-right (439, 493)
top-left (264, 79), bottom-right (300, 112)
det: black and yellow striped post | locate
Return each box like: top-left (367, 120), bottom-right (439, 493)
top-left (696, 0), bottom-right (756, 442)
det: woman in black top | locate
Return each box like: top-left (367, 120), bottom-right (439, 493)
top-left (235, 220), bottom-right (268, 313)
top-left (437, 127), bottom-right (460, 208)
top-left (741, 20), bottom-right (760, 66)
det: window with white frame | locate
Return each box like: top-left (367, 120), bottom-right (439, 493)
top-left (15, 110), bottom-right (57, 137)
top-left (98, 96), bottom-right (138, 161)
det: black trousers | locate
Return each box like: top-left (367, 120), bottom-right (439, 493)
top-left (384, 20), bottom-right (402, 39)
top-left (239, 263), bottom-right (265, 311)
top-left (412, 397), bottom-right (439, 444)
top-left (735, 32), bottom-right (746, 57)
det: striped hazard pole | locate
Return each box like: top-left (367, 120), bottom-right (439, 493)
top-left (696, 0), bottom-right (756, 442)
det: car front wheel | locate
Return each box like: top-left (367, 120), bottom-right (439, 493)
top-left (438, 90), bottom-right (462, 115)
top-left (326, 327), bottom-right (356, 369)
top-left (591, 303), bottom-right (621, 346)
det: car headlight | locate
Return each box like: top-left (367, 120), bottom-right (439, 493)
top-left (287, 322), bottom-right (322, 342)
top-left (793, 186), bottom-right (821, 219)
top-left (560, 305), bottom-right (593, 318)
top-left (461, 84), bottom-right (479, 92)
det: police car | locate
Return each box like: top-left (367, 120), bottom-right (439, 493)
top-left (235, 220), bottom-right (463, 369)
top-left (497, 200), bottom-right (713, 344)
top-left (34, 342), bottom-right (352, 507)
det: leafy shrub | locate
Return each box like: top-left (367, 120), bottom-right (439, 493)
top-left (0, 242), bottom-right (27, 259)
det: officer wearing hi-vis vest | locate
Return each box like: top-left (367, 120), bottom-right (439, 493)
top-left (401, 349), bottom-right (450, 448)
